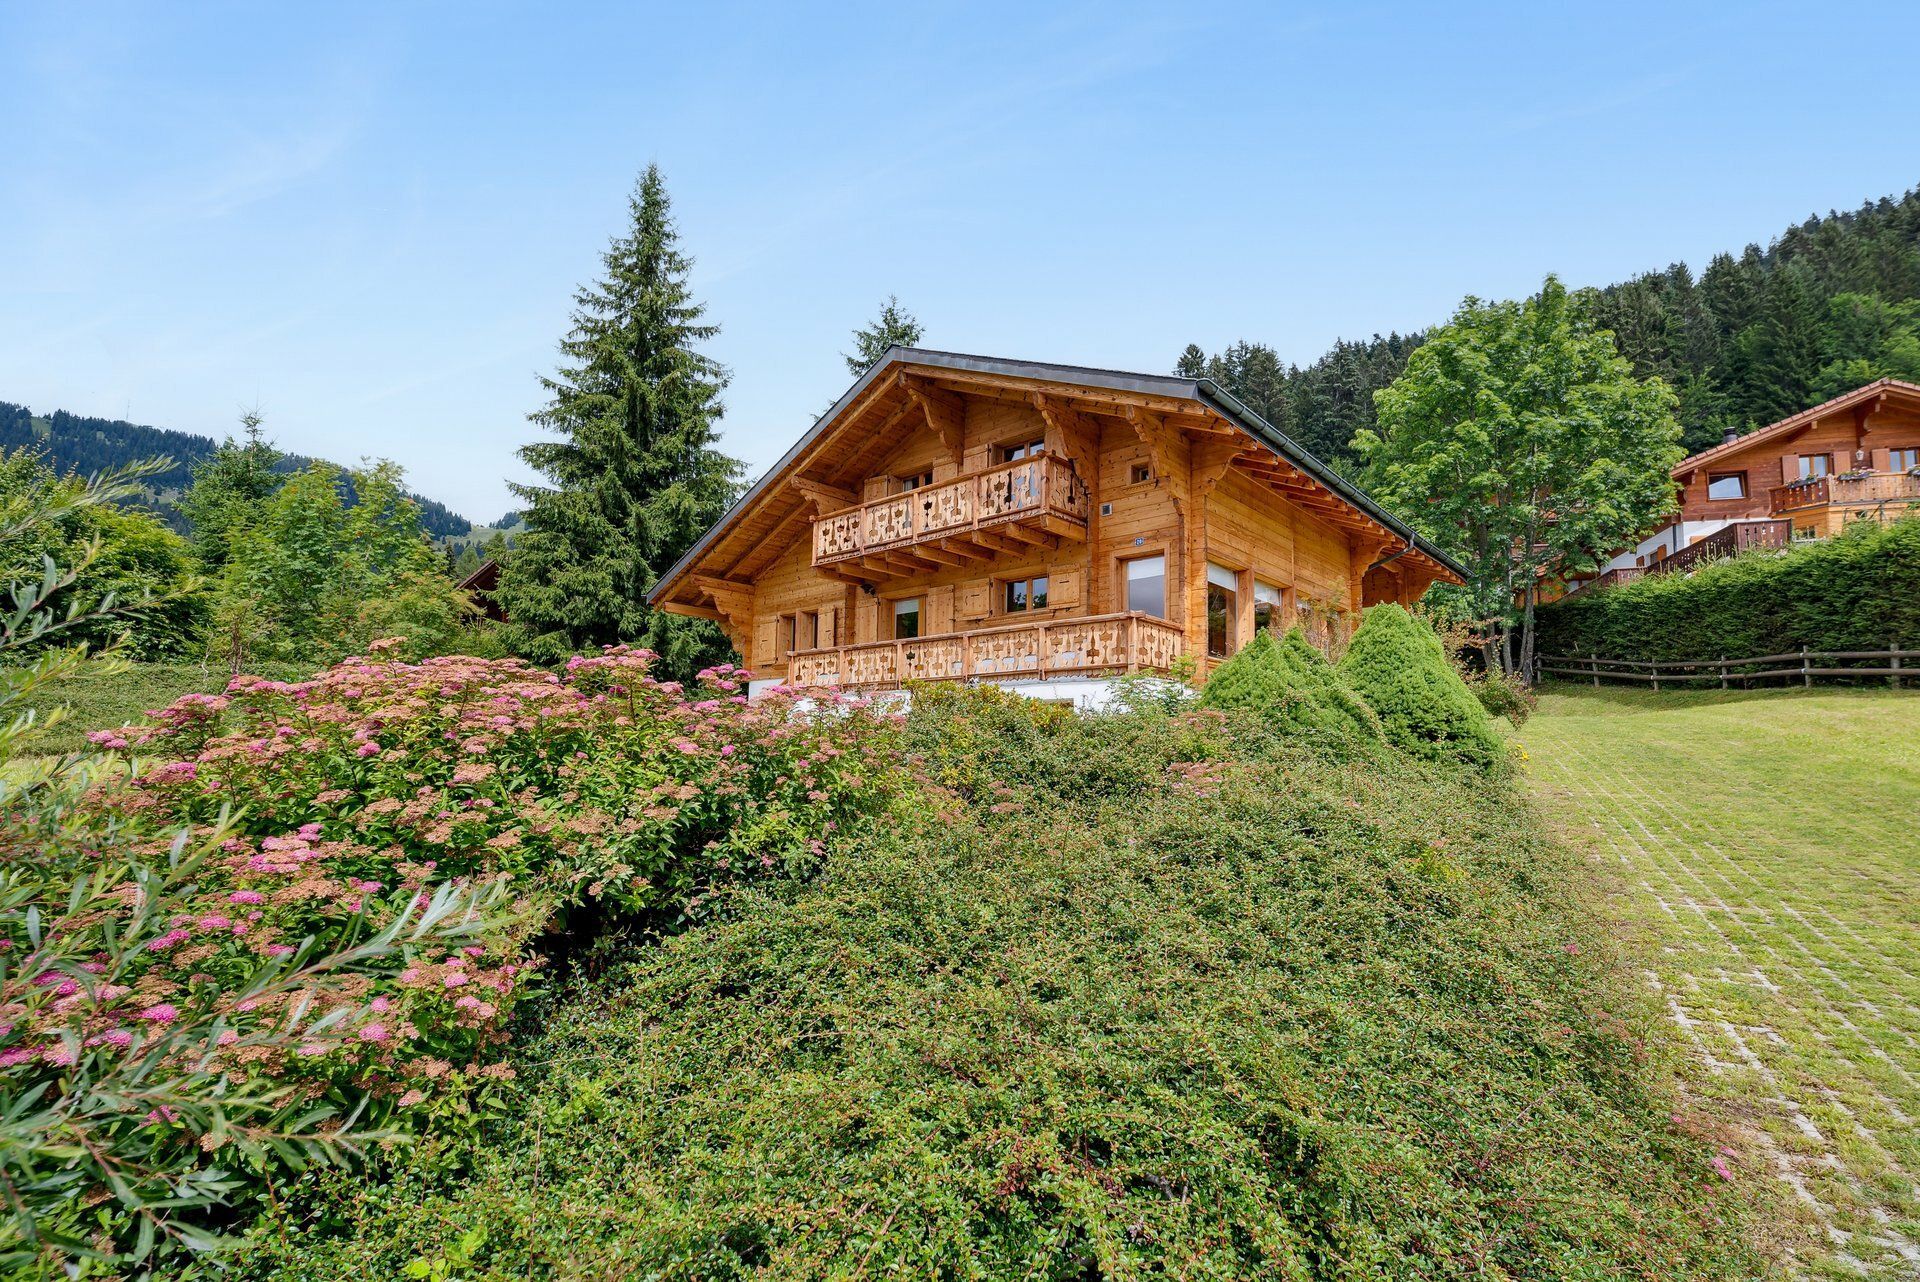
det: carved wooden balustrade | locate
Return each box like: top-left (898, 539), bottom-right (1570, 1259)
top-left (1770, 471), bottom-right (1920, 515)
top-left (810, 454), bottom-right (1089, 576)
top-left (785, 611), bottom-right (1183, 692)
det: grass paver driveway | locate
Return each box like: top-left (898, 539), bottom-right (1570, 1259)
top-left (1521, 685), bottom-right (1920, 1278)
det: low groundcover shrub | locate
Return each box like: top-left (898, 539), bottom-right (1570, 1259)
top-left (241, 692), bottom-right (1763, 1280)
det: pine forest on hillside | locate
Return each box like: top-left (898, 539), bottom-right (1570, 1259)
top-left (1181, 187), bottom-right (1920, 464)
top-left (0, 401), bottom-right (477, 538)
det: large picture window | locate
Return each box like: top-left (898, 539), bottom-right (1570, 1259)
top-left (1206, 562), bottom-right (1240, 659)
top-left (1706, 472), bottom-right (1747, 500)
top-left (1123, 554), bottom-right (1165, 618)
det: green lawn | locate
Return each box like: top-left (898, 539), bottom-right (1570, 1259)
top-left (11, 660), bottom-right (308, 757)
top-left (1522, 685), bottom-right (1920, 1278)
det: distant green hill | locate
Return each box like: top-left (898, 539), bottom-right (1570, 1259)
top-left (0, 401), bottom-right (475, 538)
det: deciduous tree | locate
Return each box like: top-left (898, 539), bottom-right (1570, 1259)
top-left (1356, 276), bottom-right (1682, 677)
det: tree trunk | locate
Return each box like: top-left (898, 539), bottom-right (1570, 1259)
top-left (1518, 584), bottom-right (1538, 685)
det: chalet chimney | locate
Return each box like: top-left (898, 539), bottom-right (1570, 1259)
top-left (1721, 426), bottom-right (1741, 446)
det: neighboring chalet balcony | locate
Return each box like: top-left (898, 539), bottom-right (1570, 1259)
top-left (1770, 470), bottom-right (1920, 518)
top-left (787, 610), bottom-right (1182, 692)
top-left (811, 453), bottom-right (1089, 581)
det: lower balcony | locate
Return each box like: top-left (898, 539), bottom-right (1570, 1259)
top-left (785, 611), bottom-right (1183, 692)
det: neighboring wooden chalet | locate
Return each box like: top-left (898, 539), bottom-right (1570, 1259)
top-left (650, 349), bottom-right (1464, 700)
top-left (1569, 379), bottom-right (1920, 594)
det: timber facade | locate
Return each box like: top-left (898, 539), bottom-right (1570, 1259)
top-left (650, 350), bottom-right (1463, 697)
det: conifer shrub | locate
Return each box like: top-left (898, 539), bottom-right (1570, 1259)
top-left (1199, 628), bottom-right (1381, 741)
top-left (1337, 605), bottom-right (1505, 768)
top-left (242, 691), bottom-right (1764, 1280)
top-left (1535, 516), bottom-right (1920, 664)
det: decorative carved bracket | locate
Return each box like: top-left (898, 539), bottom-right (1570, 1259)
top-left (1191, 438), bottom-right (1243, 501)
top-left (1029, 392), bottom-right (1100, 463)
top-left (904, 377), bottom-right (966, 467)
top-left (692, 574), bottom-right (755, 654)
top-left (791, 476), bottom-right (857, 517)
top-left (1123, 405), bottom-right (1179, 487)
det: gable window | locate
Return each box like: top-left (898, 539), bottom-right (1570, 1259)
top-left (1122, 554), bottom-right (1166, 618)
top-left (1129, 462), bottom-right (1151, 485)
top-left (1000, 438), bottom-right (1046, 463)
top-left (1706, 472), bottom-right (1747, 501)
top-left (1253, 581), bottom-right (1285, 635)
top-left (1003, 576), bottom-right (1049, 613)
top-left (1892, 448), bottom-right (1920, 472)
top-left (897, 471), bottom-right (933, 492)
top-left (891, 598), bottom-right (922, 640)
top-left (1206, 562), bottom-right (1240, 659)
top-left (1798, 453), bottom-right (1832, 480)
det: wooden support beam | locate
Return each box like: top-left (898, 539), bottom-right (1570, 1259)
top-left (692, 574), bottom-right (755, 656)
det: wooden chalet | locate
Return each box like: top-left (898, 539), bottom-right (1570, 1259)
top-left (1567, 378), bottom-right (1920, 595)
top-left (649, 349), bottom-right (1464, 698)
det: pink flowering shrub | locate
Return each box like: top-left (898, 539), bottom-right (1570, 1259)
top-left (104, 646), bottom-right (904, 919)
top-left (2, 644), bottom-right (903, 1272)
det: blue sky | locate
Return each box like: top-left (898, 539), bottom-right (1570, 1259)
top-left (4, 2), bottom-right (1918, 523)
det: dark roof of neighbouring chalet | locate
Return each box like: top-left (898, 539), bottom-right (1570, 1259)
top-left (649, 346), bottom-right (1467, 607)
top-left (1673, 378), bottom-right (1920, 478)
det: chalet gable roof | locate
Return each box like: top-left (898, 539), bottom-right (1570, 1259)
top-left (648, 347), bottom-right (1466, 610)
top-left (1673, 378), bottom-right (1920, 479)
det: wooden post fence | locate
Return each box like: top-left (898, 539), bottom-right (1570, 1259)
top-left (1534, 648), bottom-right (1920, 690)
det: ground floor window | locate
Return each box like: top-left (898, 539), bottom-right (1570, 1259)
top-left (892, 597), bottom-right (922, 640)
top-left (1003, 576), bottom-right (1049, 612)
top-left (1206, 562), bottom-right (1240, 659)
top-left (1253, 581), bottom-right (1285, 635)
top-left (1123, 554), bottom-right (1165, 618)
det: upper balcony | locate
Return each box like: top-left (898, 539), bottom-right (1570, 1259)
top-left (1770, 470), bottom-right (1920, 516)
top-left (811, 453), bottom-right (1089, 581)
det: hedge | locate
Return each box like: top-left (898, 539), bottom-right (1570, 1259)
top-left (1536, 516), bottom-right (1920, 664)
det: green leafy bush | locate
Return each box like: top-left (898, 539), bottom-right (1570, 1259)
top-left (0, 448), bottom-right (207, 659)
top-left (1536, 516), bottom-right (1920, 663)
top-left (1469, 668), bottom-right (1538, 726)
top-left (241, 692), bottom-right (1763, 1279)
top-left (1338, 604), bottom-right (1505, 767)
top-left (1199, 628), bottom-right (1381, 741)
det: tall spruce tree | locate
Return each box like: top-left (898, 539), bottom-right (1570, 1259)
top-left (844, 296), bottom-right (924, 376)
top-left (500, 165), bottom-right (743, 677)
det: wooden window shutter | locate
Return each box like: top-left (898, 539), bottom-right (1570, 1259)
top-left (1050, 569), bottom-right (1084, 609)
top-left (820, 605), bottom-right (838, 648)
top-left (1873, 448), bottom-right (1893, 472)
top-left (956, 581), bottom-right (990, 621)
top-left (754, 620), bottom-right (777, 665)
top-left (927, 586), bottom-right (955, 636)
top-left (1779, 452), bottom-right (1800, 485)
top-left (855, 595), bottom-right (879, 643)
